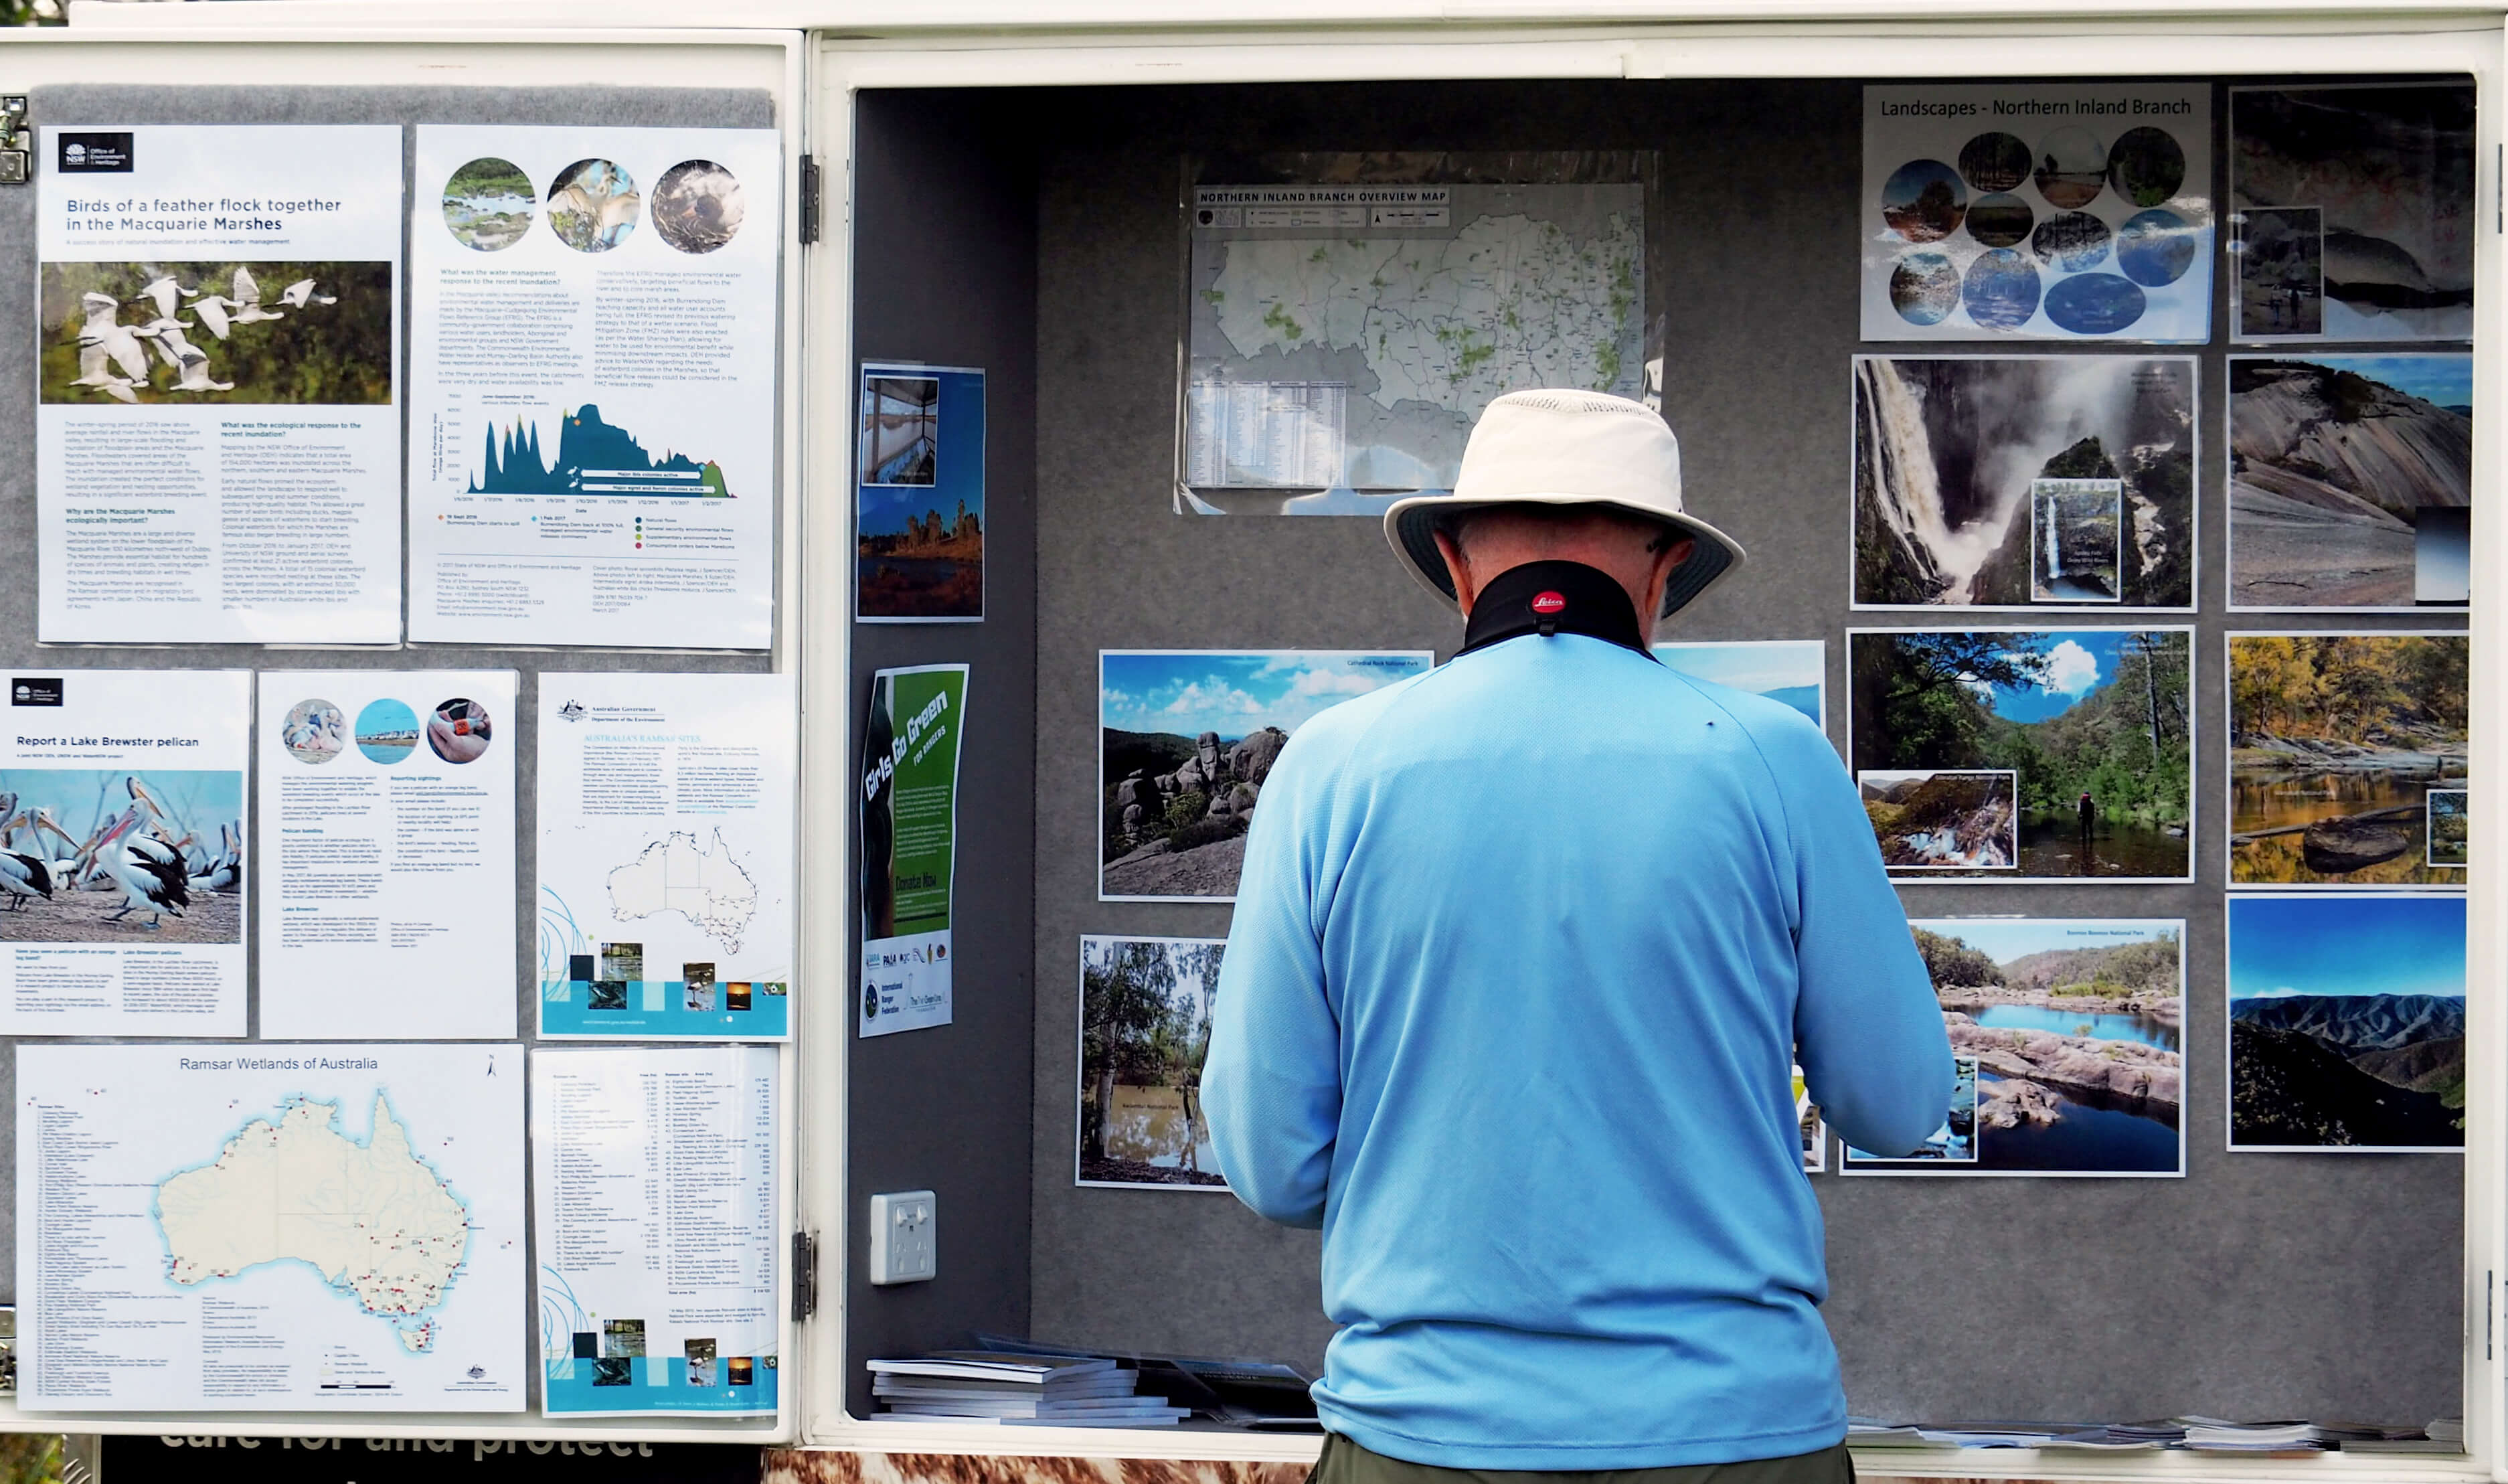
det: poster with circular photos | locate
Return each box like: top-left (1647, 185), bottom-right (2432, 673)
top-left (1863, 85), bottom-right (2213, 343)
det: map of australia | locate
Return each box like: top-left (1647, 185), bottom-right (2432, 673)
top-left (155, 1093), bottom-right (471, 1355)
top-left (1208, 211), bottom-right (1644, 420)
top-left (608, 828), bottom-right (758, 953)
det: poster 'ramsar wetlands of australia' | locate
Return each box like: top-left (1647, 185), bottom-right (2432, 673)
top-left (1853, 356), bottom-right (2195, 610)
top-left (2228, 893), bottom-right (2464, 1152)
top-left (2228, 633), bottom-right (2469, 886)
top-left (1850, 628), bottom-right (2194, 880)
top-left (1845, 918), bottom-right (2185, 1176)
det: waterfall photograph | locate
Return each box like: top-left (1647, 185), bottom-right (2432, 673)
top-left (1852, 355), bottom-right (2195, 610)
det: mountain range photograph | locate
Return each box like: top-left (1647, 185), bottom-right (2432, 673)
top-left (2228, 894), bottom-right (2464, 1150)
top-left (1853, 355), bottom-right (2195, 610)
top-left (1846, 918), bottom-right (2183, 1175)
top-left (1653, 640), bottom-right (1825, 728)
top-left (2227, 355), bottom-right (2471, 609)
top-left (1851, 628), bottom-right (2193, 879)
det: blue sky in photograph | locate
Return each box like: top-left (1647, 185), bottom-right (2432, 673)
top-left (2310, 354), bottom-right (2473, 410)
top-left (1975, 630), bottom-right (2149, 724)
top-left (0, 769), bottom-right (242, 841)
top-left (1914, 916), bottom-right (2178, 967)
top-left (2229, 895), bottom-right (2467, 1001)
top-left (1102, 651), bottom-right (1431, 740)
top-left (1655, 641), bottom-right (1824, 724)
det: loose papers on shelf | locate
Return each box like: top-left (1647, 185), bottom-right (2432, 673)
top-left (532, 1046), bottom-right (778, 1416)
top-left (36, 125), bottom-right (404, 644)
top-left (0, 669), bottom-right (248, 1037)
top-left (536, 672), bottom-right (796, 1040)
top-left (256, 671), bottom-right (518, 1040)
top-left (17, 1042), bottom-right (525, 1412)
top-left (859, 665), bottom-right (967, 1038)
top-left (408, 126), bottom-right (782, 649)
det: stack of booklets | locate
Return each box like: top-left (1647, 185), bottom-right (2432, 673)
top-left (867, 1351), bottom-right (1191, 1427)
top-left (2178, 1418), bottom-right (2327, 1453)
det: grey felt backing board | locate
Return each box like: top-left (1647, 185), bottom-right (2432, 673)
top-left (843, 90), bottom-right (1041, 1421)
top-left (0, 84), bottom-right (777, 1428)
top-left (991, 78), bottom-right (2467, 1426)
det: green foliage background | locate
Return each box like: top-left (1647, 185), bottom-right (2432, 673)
top-left (39, 260), bottom-right (392, 406)
top-left (1853, 630), bottom-right (2192, 827)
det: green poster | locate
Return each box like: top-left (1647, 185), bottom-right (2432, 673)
top-left (859, 664), bottom-right (967, 1038)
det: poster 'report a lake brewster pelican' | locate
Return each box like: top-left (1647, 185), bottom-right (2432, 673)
top-left (1863, 85), bottom-right (2213, 343)
top-left (861, 665), bottom-right (967, 1038)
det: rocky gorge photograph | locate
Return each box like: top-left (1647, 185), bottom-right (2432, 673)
top-left (1852, 355), bottom-right (2195, 610)
top-left (1847, 919), bottom-right (2185, 1175)
top-left (2230, 83), bottom-right (2475, 342)
top-left (2229, 633), bottom-right (2469, 885)
top-left (2228, 894), bottom-right (2464, 1151)
top-left (2227, 355), bottom-right (2471, 610)
top-left (1100, 650), bottom-right (1432, 899)
top-left (1850, 627), bottom-right (2193, 879)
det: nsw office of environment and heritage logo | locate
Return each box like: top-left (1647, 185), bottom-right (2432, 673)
top-left (11, 679), bottom-right (62, 708)
top-left (57, 132), bottom-right (133, 173)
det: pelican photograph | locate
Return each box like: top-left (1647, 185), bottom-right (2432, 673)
top-left (650, 159), bottom-right (746, 254)
top-left (442, 155), bottom-right (536, 251)
top-left (0, 770), bottom-right (244, 942)
top-left (546, 157), bottom-right (642, 252)
top-left (281, 697), bottom-right (347, 765)
top-left (38, 259), bottom-right (390, 406)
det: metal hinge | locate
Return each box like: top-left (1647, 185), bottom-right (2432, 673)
top-left (1, 96), bottom-right (30, 186)
top-left (798, 155), bottom-right (821, 246)
top-left (2486, 1269), bottom-right (2493, 1359)
top-left (792, 1230), bottom-right (821, 1321)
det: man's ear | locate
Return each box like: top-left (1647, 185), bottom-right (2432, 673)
top-left (1434, 528), bottom-right (1479, 615)
top-left (1645, 536), bottom-right (1696, 617)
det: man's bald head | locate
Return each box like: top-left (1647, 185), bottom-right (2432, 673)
top-left (1432, 503), bottom-right (1695, 640)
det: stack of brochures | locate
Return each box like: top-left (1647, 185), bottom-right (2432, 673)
top-left (1847, 1417), bottom-right (2455, 1454)
top-left (2176, 1418), bottom-right (2330, 1453)
top-left (867, 1352), bottom-right (1191, 1427)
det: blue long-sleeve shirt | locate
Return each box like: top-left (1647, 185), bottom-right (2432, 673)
top-left (1201, 630), bottom-right (1952, 1471)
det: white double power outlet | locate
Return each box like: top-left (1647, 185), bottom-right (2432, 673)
top-left (868, 1189), bottom-right (937, 1285)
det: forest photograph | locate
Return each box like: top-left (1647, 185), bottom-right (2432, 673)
top-left (1077, 936), bottom-right (1228, 1189)
top-left (2228, 633), bottom-right (2469, 885)
top-left (1850, 628), bottom-right (2193, 879)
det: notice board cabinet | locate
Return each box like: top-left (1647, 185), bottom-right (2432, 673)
top-left (9, 8), bottom-right (2508, 1482)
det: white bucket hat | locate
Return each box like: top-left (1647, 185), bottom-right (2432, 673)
top-left (1382, 388), bottom-right (1747, 617)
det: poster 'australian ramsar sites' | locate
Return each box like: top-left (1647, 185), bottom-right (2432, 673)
top-left (1181, 155), bottom-right (1651, 515)
top-left (1843, 918), bottom-right (2185, 1177)
top-left (1852, 356), bottom-right (2195, 611)
top-left (1863, 85), bottom-right (2212, 342)
top-left (1849, 627), bottom-right (2195, 882)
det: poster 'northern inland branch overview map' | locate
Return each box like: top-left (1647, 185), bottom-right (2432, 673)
top-left (1183, 163), bottom-right (1648, 514)
top-left (18, 1043), bottom-right (524, 1412)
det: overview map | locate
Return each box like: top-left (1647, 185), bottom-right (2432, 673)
top-left (1185, 179), bottom-right (1647, 513)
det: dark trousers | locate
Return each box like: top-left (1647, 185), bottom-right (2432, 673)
top-left (1309, 1432), bottom-right (1856, 1484)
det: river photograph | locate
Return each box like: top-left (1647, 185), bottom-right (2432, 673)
top-left (1851, 628), bottom-right (2193, 880)
top-left (2228, 633), bottom-right (2467, 885)
top-left (1077, 934), bottom-right (1229, 1189)
top-left (1845, 918), bottom-right (2185, 1176)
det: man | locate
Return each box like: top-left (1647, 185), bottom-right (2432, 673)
top-left (1202, 389), bottom-right (1952, 1484)
top-left (2078, 790), bottom-right (2098, 849)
